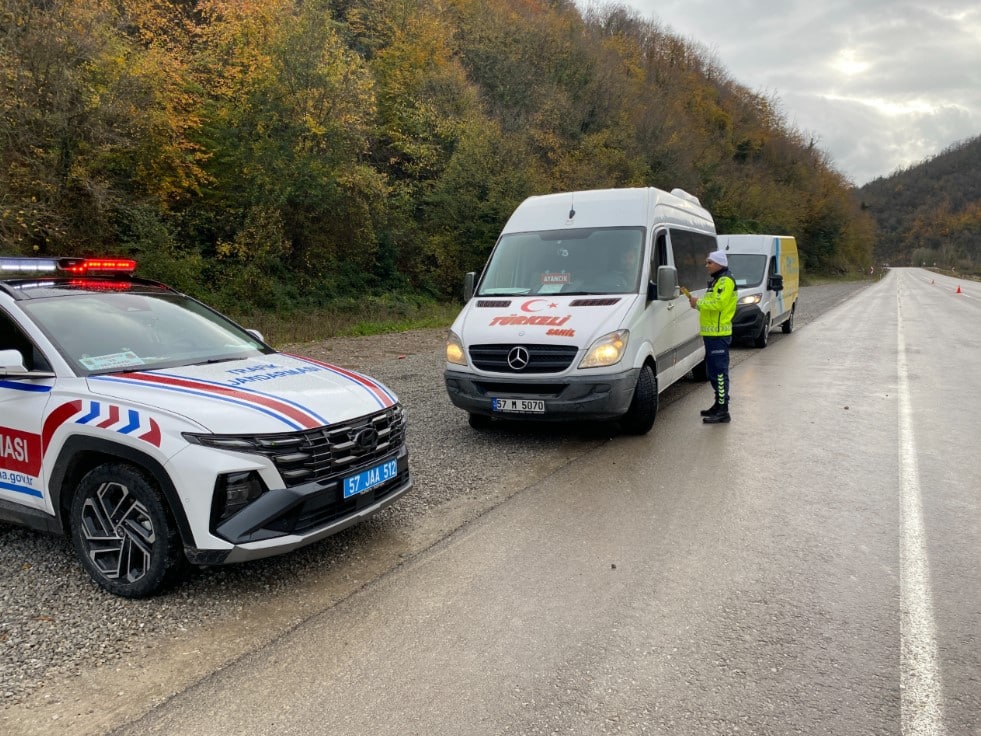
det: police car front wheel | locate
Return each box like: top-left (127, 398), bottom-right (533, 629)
top-left (69, 463), bottom-right (187, 598)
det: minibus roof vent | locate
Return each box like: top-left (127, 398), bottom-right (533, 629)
top-left (669, 188), bottom-right (702, 207)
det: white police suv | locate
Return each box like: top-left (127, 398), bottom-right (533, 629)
top-left (0, 257), bottom-right (411, 597)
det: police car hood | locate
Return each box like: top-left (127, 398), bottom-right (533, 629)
top-left (455, 294), bottom-right (638, 352)
top-left (86, 353), bottom-right (398, 433)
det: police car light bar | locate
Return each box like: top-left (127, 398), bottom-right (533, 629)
top-left (0, 257), bottom-right (137, 275)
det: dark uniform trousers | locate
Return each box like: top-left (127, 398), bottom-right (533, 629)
top-left (704, 335), bottom-right (731, 408)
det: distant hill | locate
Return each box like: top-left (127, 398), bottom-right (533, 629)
top-left (858, 136), bottom-right (981, 272)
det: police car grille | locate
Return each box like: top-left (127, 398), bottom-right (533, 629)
top-left (468, 344), bottom-right (578, 373)
top-left (252, 404), bottom-right (406, 487)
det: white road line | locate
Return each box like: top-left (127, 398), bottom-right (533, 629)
top-left (897, 282), bottom-right (946, 735)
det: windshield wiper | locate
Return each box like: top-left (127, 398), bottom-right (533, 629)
top-left (191, 357), bottom-right (245, 366)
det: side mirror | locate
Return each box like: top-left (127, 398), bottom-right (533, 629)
top-left (0, 349), bottom-right (55, 378)
top-left (463, 272), bottom-right (476, 302)
top-left (0, 348), bottom-right (27, 372)
top-left (768, 273), bottom-right (784, 292)
top-left (246, 329), bottom-right (266, 343)
top-left (656, 266), bottom-right (680, 301)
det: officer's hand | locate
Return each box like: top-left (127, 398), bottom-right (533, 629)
top-left (688, 295), bottom-right (698, 309)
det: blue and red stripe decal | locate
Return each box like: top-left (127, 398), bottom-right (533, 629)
top-left (91, 371), bottom-right (331, 430)
top-left (284, 355), bottom-right (396, 410)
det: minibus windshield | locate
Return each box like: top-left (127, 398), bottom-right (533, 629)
top-left (477, 227), bottom-right (645, 296)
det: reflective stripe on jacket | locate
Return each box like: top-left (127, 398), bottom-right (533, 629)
top-left (696, 269), bottom-right (737, 337)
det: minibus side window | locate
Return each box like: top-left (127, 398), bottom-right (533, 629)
top-left (669, 228), bottom-right (703, 291)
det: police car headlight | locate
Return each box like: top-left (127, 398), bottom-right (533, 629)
top-left (580, 330), bottom-right (629, 369)
top-left (446, 331), bottom-right (467, 366)
top-left (739, 294), bottom-right (762, 305)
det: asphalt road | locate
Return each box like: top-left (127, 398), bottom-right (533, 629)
top-left (98, 268), bottom-right (979, 735)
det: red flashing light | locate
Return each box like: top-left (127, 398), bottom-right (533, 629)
top-left (2, 256), bottom-right (137, 276)
top-left (66, 279), bottom-right (135, 291)
top-left (59, 258), bottom-right (137, 275)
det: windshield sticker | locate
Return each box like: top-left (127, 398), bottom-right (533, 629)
top-left (79, 351), bottom-right (145, 371)
top-left (538, 273), bottom-right (570, 294)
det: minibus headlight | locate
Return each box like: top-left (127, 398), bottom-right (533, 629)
top-left (446, 331), bottom-right (467, 365)
top-left (739, 294), bottom-right (762, 305)
top-left (580, 330), bottom-right (629, 368)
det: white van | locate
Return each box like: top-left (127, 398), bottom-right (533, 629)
top-left (717, 234), bottom-right (800, 347)
top-left (443, 187), bottom-right (717, 434)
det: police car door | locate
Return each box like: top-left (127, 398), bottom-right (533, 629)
top-left (0, 309), bottom-right (54, 512)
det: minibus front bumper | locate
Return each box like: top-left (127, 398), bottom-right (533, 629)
top-left (443, 367), bottom-right (641, 422)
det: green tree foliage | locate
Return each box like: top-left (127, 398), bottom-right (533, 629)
top-left (0, 0), bottom-right (206, 253)
top-left (1, 0), bottom-right (876, 313)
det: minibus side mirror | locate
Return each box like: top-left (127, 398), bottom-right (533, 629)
top-left (656, 266), bottom-right (680, 301)
top-left (463, 272), bottom-right (476, 302)
top-left (768, 273), bottom-right (784, 292)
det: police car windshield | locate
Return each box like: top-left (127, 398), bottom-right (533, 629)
top-left (726, 254), bottom-right (767, 288)
top-left (20, 290), bottom-right (272, 375)
top-left (477, 227), bottom-right (644, 296)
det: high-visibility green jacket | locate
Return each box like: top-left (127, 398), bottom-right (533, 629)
top-left (696, 269), bottom-right (737, 337)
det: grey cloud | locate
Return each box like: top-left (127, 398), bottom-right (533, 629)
top-left (598, 0), bottom-right (981, 182)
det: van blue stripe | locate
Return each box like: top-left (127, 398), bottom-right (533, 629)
top-left (774, 237), bottom-right (785, 313)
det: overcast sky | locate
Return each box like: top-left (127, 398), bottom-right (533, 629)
top-left (582, 1), bottom-right (981, 186)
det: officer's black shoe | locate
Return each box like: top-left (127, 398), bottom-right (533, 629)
top-left (700, 404), bottom-right (721, 417)
top-left (702, 410), bottom-right (731, 424)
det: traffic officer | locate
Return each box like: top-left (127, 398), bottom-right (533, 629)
top-left (688, 249), bottom-right (737, 423)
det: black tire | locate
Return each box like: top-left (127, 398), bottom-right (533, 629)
top-left (754, 317), bottom-right (771, 348)
top-left (69, 463), bottom-right (186, 598)
top-left (468, 412), bottom-right (492, 430)
top-left (781, 303), bottom-right (796, 334)
top-left (621, 364), bottom-right (658, 434)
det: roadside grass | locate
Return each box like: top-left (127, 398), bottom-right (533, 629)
top-left (800, 271), bottom-right (873, 287)
top-left (229, 297), bottom-right (459, 345)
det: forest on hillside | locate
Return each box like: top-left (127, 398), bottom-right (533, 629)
top-left (859, 135), bottom-right (981, 273)
top-left (1, 0), bottom-right (876, 314)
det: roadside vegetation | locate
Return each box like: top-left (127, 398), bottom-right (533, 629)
top-left (235, 295), bottom-right (458, 344)
top-left (2, 0), bottom-right (879, 338)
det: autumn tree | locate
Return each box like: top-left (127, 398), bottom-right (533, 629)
top-left (0, 0), bottom-right (204, 254)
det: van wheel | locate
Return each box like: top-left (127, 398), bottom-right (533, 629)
top-left (621, 365), bottom-right (658, 434)
top-left (69, 463), bottom-right (186, 598)
top-left (781, 303), bottom-right (796, 334)
top-left (468, 412), bottom-right (492, 429)
top-left (754, 317), bottom-right (771, 348)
